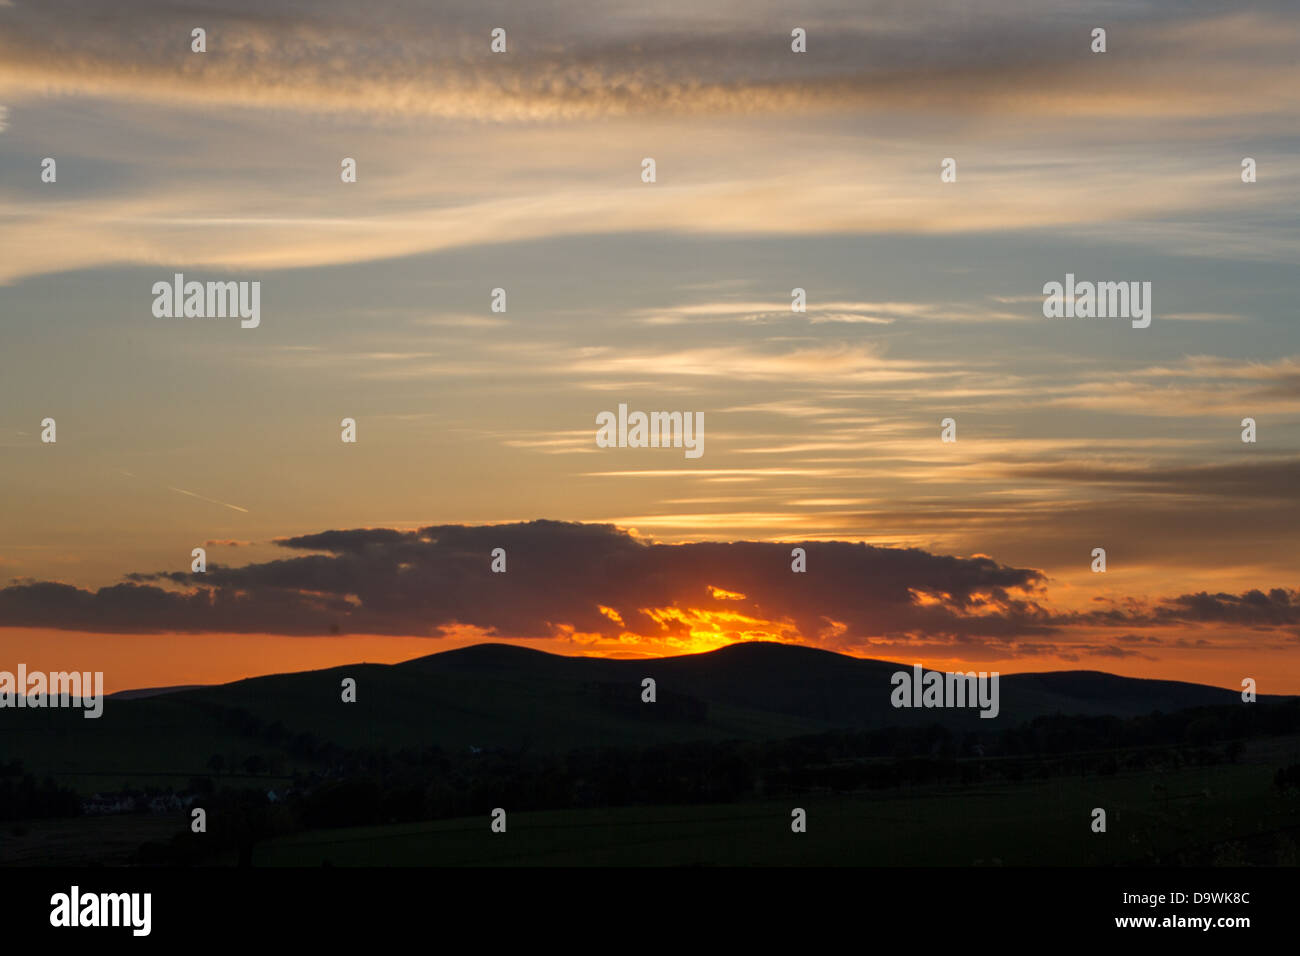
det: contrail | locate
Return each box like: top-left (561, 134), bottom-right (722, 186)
top-left (166, 486), bottom-right (250, 514)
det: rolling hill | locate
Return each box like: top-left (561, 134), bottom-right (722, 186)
top-left (0, 641), bottom-right (1271, 791)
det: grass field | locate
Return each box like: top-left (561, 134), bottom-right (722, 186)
top-left (4, 746), bottom-right (1296, 867)
top-left (239, 760), bottom-right (1300, 867)
top-left (0, 815), bottom-right (181, 866)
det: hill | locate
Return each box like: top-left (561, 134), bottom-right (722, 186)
top-left (0, 642), bottom-right (1271, 792)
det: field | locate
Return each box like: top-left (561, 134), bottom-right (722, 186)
top-left (237, 760), bottom-right (1299, 867)
top-left (4, 739), bottom-right (1297, 867)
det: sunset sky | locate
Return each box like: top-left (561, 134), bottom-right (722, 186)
top-left (1, 0), bottom-right (1297, 693)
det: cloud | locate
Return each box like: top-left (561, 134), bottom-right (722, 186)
top-left (1154, 588), bottom-right (1300, 627)
top-left (1, 520), bottom-right (1053, 645)
top-left (976, 355), bottom-right (1300, 417)
top-left (3, 521), bottom-right (1296, 659)
top-left (1, 3), bottom-right (1296, 285)
top-left (2, 4), bottom-right (1296, 124)
top-left (632, 298), bottom-right (1030, 325)
top-left (993, 458), bottom-right (1300, 501)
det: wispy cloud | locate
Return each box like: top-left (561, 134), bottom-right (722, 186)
top-left (2, 6), bottom-right (1296, 123)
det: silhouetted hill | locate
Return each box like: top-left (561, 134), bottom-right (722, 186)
top-left (400, 641), bottom-right (1251, 727)
top-left (2, 641), bottom-right (1281, 789)
top-left (107, 684), bottom-right (207, 700)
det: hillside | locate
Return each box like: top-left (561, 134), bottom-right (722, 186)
top-left (0, 642), bottom-right (1268, 792)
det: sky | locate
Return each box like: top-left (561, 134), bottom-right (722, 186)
top-left (1, 0), bottom-right (1297, 692)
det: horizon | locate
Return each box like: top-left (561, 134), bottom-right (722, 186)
top-left (78, 638), bottom-right (1296, 698)
top-left (3, 518), bottom-right (1298, 694)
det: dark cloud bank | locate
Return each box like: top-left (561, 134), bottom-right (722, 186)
top-left (0, 522), bottom-right (1295, 651)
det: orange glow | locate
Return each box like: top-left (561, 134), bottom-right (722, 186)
top-left (639, 604), bottom-right (802, 653)
top-left (1, 624), bottom-right (1296, 694)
